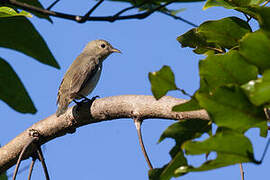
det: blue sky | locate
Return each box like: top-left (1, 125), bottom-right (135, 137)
top-left (1, 0), bottom-right (269, 179)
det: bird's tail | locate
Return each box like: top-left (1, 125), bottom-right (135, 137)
top-left (56, 99), bottom-right (69, 117)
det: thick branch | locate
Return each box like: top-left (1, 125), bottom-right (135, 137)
top-left (0, 95), bottom-right (208, 172)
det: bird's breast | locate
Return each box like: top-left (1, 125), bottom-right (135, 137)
top-left (78, 65), bottom-right (102, 97)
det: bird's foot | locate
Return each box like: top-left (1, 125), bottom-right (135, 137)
top-left (73, 95), bottom-right (100, 105)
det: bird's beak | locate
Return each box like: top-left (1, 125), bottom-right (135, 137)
top-left (111, 47), bottom-right (122, 53)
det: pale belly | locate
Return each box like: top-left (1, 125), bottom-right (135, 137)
top-left (78, 65), bottom-right (102, 97)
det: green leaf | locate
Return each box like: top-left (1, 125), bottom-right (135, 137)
top-left (203, 0), bottom-right (265, 10)
top-left (172, 97), bottom-right (202, 112)
top-left (242, 69), bottom-right (270, 106)
top-left (239, 31), bottom-right (270, 71)
top-left (159, 119), bottom-right (211, 144)
top-left (0, 17), bottom-right (60, 69)
top-left (0, 7), bottom-right (32, 17)
top-left (199, 50), bottom-right (258, 90)
top-left (196, 86), bottom-right (267, 135)
top-left (181, 129), bottom-right (258, 172)
top-left (149, 65), bottom-right (177, 100)
top-left (177, 17), bottom-right (251, 54)
top-left (0, 57), bottom-right (36, 114)
top-left (197, 17), bottom-right (251, 49)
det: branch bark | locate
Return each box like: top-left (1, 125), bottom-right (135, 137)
top-left (0, 95), bottom-right (209, 173)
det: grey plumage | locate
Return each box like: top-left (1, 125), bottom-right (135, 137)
top-left (56, 40), bottom-right (121, 117)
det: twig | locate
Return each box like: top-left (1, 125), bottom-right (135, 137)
top-left (12, 137), bottom-right (38, 180)
top-left (263, 0), bottom-right (270, 6)
top-left (133, 118), bottom-right (153, 169)
top-left (46, 0), bottom-right (60, 10)
top-left (36, 147), bottom-right (50, 180)
top-left (78, 0), bottom-right (104, 23)
top-left (6, 0), bottom-right (176, 23)
top-left (239, 163), bottom-right (244, 180)
top-left (259, 137), bottom-right (270, 163)
top-left (159, 11), bottom-right (198, 27)
top-left (27, 158), bottom-right (36, 180)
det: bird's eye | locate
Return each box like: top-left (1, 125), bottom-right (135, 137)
top-left (101, 44), bottom-right (106, 48)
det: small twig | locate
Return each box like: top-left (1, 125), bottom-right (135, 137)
top-left (36, 146), bottom-right (50, 180)
top-left (78, 0), bottom-right (104, 23)
top-left (159, 11), bottom-right (198, 27)
top-left (6, 0), bottom-right (176, 23)
top-left (176, 88), bottom-right (192, 98)
top-left (243, 13), bottom-right (252, 23)
top-left (133, 118), bottom-right (153, 169)
top-left (239, 163), bottom-right (244, 180)
top-left (12, 137), bottom-right (38, 180)
top-left (46, 0), bottom-right (60, 10)
top-left (259, 137), bottom-right (270, 163)
top-left (27, 158), bottom-right (36, 180)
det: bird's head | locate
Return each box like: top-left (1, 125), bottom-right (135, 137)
top-left (83, 39), bottom-right (121, 60)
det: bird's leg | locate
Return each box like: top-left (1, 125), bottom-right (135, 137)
top-left (133, 118), bottom-right (153, 170)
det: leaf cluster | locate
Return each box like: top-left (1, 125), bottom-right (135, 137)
top-left (149, 0), bottom-right (270, 179)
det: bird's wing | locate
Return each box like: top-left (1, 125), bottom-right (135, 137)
top-left (69, 56), bottom-right (100, 98)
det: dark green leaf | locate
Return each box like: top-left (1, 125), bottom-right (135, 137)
top-left (0, 172), bottom-right (7, 180)
top-left (0, 17), bottom-right (60, 69)
top-left (252, 7), bottom-right (270, 34)
top-left (242, 69), bottom-right (270, 106)
top-left (181, 129), bottom-right (258, 172)
top-left (198, 17), bottom-right (251, 49)
top-left (152, 119), bottom-right (210, 180)
top-left (239, 31), bottom-right (270, 71)
top-left (172, 97), bottom-right (202, 112)
top-left (199, 50), bottom-right (258, 90)
top-left (0, 6), bottom-right (32, 17)
top-left (196, 86), bottom-right (267, 135)
top-left (177, 28), bottom-right (222, 55)
top-left (159, 119), bottom-right (211, 144)
top-left (0, 57), bottom-right (36, 114)
top-left (149, 65), bottom-right (177, 100)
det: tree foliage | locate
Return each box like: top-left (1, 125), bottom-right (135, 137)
top-left (148, 0), bottom-right (270, 179)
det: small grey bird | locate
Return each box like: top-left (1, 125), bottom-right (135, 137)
top-left (56, 39), bottom-right (121, 117)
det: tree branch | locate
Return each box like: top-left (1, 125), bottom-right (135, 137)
top-left (0, 95), bottom-right (209, 173)
top-left (4, 0), bottom-right (198, 26)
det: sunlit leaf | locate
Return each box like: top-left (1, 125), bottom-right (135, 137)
top-left (242, 69), bottom-right (270, 106)
top-left (0, 7), bottom-right (32, 17)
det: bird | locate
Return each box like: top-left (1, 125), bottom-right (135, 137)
top-left (56, 39), bottom-right (121, 117)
